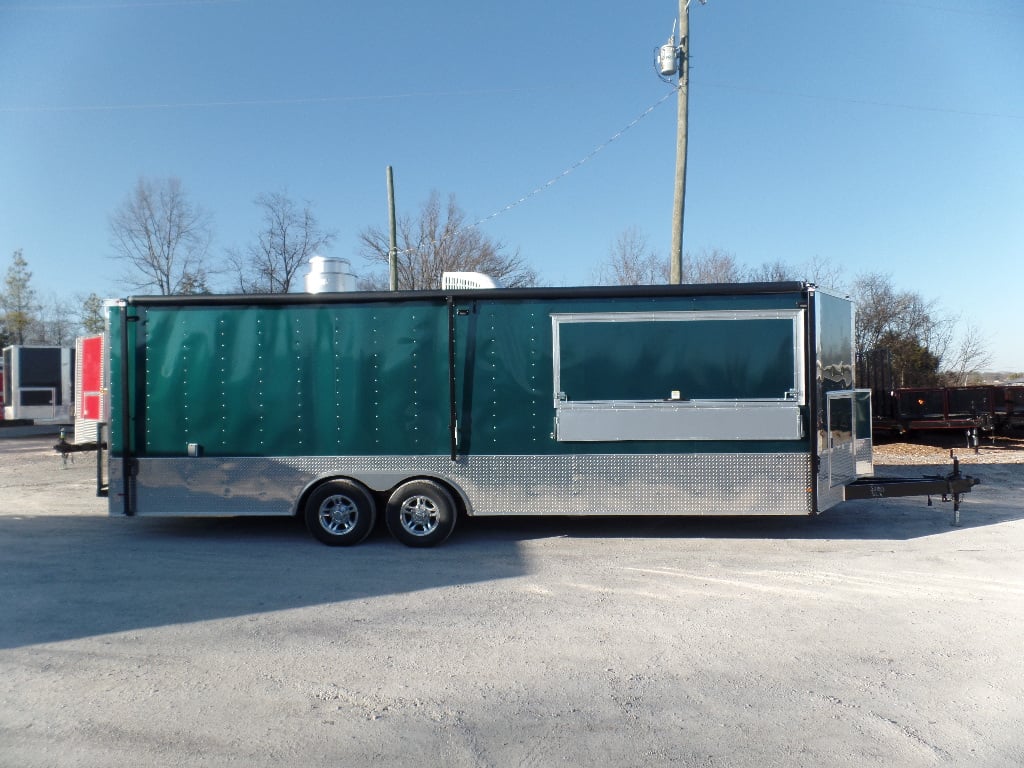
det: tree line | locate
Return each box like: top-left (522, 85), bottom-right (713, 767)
top-left (0, 250), bottom-right (106, 348)
top-left (594, 224), bottom-right (995, 385)
top-left (0, 176), bottom-right (998, 384)
top-left (105, 178), bottom-right (537, 296)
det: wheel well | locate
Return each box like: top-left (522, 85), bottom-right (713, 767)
top-left (387, 475), bottom-right (469, 519)
top-left (295, 475), bottom-right (469, 519)
top-left (294, 476), bottom-right (376, 518)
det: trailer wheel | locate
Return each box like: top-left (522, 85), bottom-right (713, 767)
top-left (385, 479), bottom-right (457, 548)
top-left (304, 480), bottom-right (376, 546)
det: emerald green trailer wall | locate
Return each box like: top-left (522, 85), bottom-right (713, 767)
top-left (104, 282), bottom-right (873, 546)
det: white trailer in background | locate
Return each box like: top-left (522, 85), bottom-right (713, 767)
top-left (1, 345), bottom-right (74, 423)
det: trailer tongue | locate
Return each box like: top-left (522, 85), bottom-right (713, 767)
top-left (844, 454), bottom-right (980, 525)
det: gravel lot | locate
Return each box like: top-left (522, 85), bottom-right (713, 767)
top-left (873, 433), bottom-right (1024, 466)
top-left (1, 432), bottom-right (1022, 767)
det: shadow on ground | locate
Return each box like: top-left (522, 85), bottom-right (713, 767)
top-left (0, 462), bottom-right (1016, 650)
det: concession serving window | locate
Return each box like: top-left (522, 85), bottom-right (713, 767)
top-left (551, 309), bottom-right (806, 442)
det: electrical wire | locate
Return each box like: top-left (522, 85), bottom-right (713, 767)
top-left (0, 87), bottom-right (552, 114)
top-left (0, 1), bottom-right (240, 9)
top-left (700, 78), bottom-right (1024, 121)
top-left (404, 86), bottom-right (679, 256)
top-left (870, 0), bottom-right (1024, 20)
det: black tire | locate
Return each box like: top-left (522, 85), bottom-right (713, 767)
top-left (304, 479), bottom-right (376, 546)
top-left (385, 479), bottom-right (458, 548)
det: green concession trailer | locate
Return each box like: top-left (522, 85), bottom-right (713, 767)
top-left (98, 281), bottom-right (968, 547)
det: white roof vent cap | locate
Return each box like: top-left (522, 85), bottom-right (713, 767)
top-left (304, 256), bottom-right (355, 293)
top-left (441, 272), bottom-right (501, 290)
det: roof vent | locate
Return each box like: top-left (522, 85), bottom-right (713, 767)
top-left (441, 272), bottom-right (501, 290)
top-left (304, 256), bottom-right (355, 294)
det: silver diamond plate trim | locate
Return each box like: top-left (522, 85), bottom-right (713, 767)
top-left (828, 442), bottom-right (857, 486)
top-left (112, 452), bottom-right (815, 518)
top-left (855, 438), bottom-right (874, 476)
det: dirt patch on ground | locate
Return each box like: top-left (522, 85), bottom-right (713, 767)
top-left (873, 432), bottom-right (1024, 465)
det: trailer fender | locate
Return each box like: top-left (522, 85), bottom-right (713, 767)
top-left (293, 472), bottom-right (474, 519)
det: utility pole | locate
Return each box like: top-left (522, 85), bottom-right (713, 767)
top-left (387, 166), bottom-right (398, 291)
top-left (670, 1), bottom-right (689, 284)
top-left (660, 1), bottom-right (704, 284)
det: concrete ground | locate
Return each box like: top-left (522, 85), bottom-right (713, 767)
top-left (1, 435), bottom-right (1022, 767)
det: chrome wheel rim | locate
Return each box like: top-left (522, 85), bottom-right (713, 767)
top-left (318, 494), bottom-right (358, 535)
top-left (399, 495), bottom-right (440, 536)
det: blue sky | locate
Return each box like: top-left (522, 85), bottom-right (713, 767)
top-left (1, 0), bottom-right (1022, 368)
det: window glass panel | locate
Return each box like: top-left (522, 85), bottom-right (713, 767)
top-left (558, 318), bottom-right (795, 401)
top-left (18, 347), bottom-right (62, 387)
top-left (829, 395), bottom-right (853, 444)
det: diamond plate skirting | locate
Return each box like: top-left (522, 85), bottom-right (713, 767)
top-left (111, 452), bottom-right (816, 518)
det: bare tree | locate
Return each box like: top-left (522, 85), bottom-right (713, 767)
top-left (358, 191), bottom-right (537, 290)
top-left (594, 233), bottom-right (747, 287)
top-left (852, 273), bottom-right (940, 355)
top-left (1, 254), bottom-right (105, 346)
top-left (944, 323), bottom-right (992, 385)
top-left (109, 177), bottom-right (214, 295)
top-left (228, 191), bottom-right (335, 294)
top-left (851, 272), bottom-right (953, 386)
top-left (593, 227), bottom-right (667, 285)
top-left (747, 259), bottom-right (793, 283)
top-left (36, 292), bottom-right (82, 346)
top-left (803, 255), bottom-right (846, 291)
top-left (681, 247), bottom-right (744, 283)
top-left (747, 255), bottom-right (845, 291)
top-left (1, 249), bottom-right (39, 345)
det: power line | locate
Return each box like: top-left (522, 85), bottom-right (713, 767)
top-left (700, 79), bottom-right (1024, 121)
top-left (392, 88), bottom-right (678, 257)
top-left (870, 0), bottom-right (1024, 20)
top-left (469, 88), bottom-right (677, 230)
top-left (0, 87), bottom-right (548, 114)
top-left (0, 0), bottom-right (240, 9)
top-left (5, 74), bottom-right (1017, 122)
